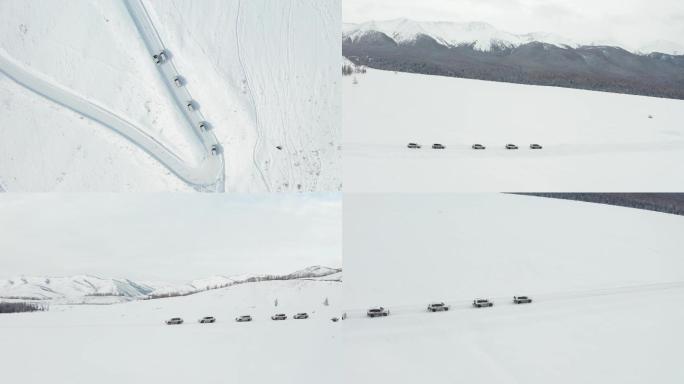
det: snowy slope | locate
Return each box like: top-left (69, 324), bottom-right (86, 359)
top-left (344, 68), bottom-right (684, 192)
top-left (343, 193), bottom-right (684, 383)
top-left (0, 275), bottom-right (155, 301)
top-left (0, 0), bottom-right (340, 192)
top-left (0, 266), bottom-right (342, 303)
top-left (0, 279), bottom-right (342, 384)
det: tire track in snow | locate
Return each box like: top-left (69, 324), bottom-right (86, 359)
top-left (0, 49), bottom-right (217, 189)
top-left (235, 0), bottom-right (271, 192)
top-left (123, 0), bottom-right (224, 191)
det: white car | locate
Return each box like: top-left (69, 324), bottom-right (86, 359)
top-left (165, 317), bottom-right (183, 325)
top-left (513, 296), bottom-right (533, 304)
top-left (271, 313), bottom-right (287, 321)
top-left (198, 316), bottom-right (216, 324)
top-left (427, 302), bottom-right (450, 312)
top-left (472, 299), bottom-right (494, 308)
top-left (367, 307), bottom-right (390, 318)
top-left (186, 101), bottom-right (196, 112)
top-left (210, 145), bottom-right (221, 156)
top-left (153, 50), bottom-right (167, 65)
top-left (293, 313), bottom-right (309, 319)
top-left (173, 76), bottom-right (183, 87)
top-left (505, 144), bottom-right (519, 150)
top-left (235, 315), bottom-right (252, 322)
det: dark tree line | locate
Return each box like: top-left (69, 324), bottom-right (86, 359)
top-left (513, 193), bottom-right (684, 216)
top-left (0, 302), bottom-right (48, 314)
top-left (342, 63), bottom-right (367, 76)
top-left (343, 39), bottom-right (684, 99)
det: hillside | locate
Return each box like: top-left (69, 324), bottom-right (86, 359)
top-left (0, 266), bottom-right (342, 303)
top-left (344, 67), bottom-right (684, 192)
top-left (343, 193), bottom-right (684, 383)
top-left (515, 193), bottom-right (684, 216)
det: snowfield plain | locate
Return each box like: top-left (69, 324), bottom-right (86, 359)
top-left (0, 279), bottom-right (342, 384)
top-left (344, 67), bottom-right (684, 192)
top-left (0, 0), bottom-right (340, 192)
top-left (343, 194), bottom-right (684, 383)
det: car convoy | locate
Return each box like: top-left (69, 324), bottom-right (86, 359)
top-left (166, 312), bottom-right (319, 325)
top-left (366, 296), bottom-right (534, 318)
top-left (151, 49), bottom-right (220, 157)
top-left (408, 142), bottom-right (542, 150)
top-left (165, 296), bottom-right (534, 325)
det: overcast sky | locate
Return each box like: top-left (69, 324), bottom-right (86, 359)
top-left (0, 194), bottom-right (341, 282)
top-left (343, 0), bottom-right (684, 51)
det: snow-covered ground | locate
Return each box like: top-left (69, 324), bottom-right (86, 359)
top-left (343, 194), bottom-right (684, 383)
top-left (0, 0), bottom-right (340, 192)
top-left (0, 279), bottom-right (342, 384)
top-left (344, 68), bottom-right (684, 192)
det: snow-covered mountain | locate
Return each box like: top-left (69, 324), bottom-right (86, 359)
top-left (343, 19), bottom-right (578, 51)
top-left (344, 18), bottom-right (682, 55)
top-left (0, 266), bottom-right (342, 303)
top-left (343, 18), bottom-right (684, 100)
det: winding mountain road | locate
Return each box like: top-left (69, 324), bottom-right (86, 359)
top-left (0, 0), bottom-right (225, 191)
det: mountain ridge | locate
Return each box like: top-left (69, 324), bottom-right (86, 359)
top-left (0, 266), bottom-right (342, 303)
top-left (343, 19), bottom-right (684, 100)
top-left (343, 18), bottom-right (684, 55)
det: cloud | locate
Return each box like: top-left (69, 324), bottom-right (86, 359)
top-left (0, 194), bottom-right (342, 281)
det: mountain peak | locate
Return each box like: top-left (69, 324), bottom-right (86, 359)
top-left (343, 18), bottom-right (575, 52)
